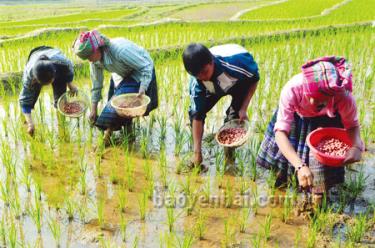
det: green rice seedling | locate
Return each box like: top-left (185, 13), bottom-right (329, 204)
top-left (281, 190), bottom-right (292, 224)
top-left (48, 216), bottom-right (61, 247)
top-left (338, 189), bottom-right (348, 214)
top-left (180, 174), bottom-right (192, 196)
top-left (118, 189), bottom-right (127, 213)
top-left (289, 176), bottom-right (298, 202)
top-left (249, 156), bottom-right (258, 181)
top-left (294, 229), bottom-right (302, 247)
top-left (79, 168), bottom-right (87, 195)
top-left (133, 236), bottom-right (139, 248)
top-left (140, 128), bottom-right (149, 159)
top-left (266, 169), bottom-right (277, 197)
top-left (160, 164), bottom-right (168, 189)
top-left (239, 177), bottom-right (250, 195)
top-left (65, 197), bottom-right (75, 221)
top-left (110, 166), bottom-right (119, 185)
top-left (29, 191), bottom-right (42, 233)
top-left (10, 190), bottom-right (22, 219)
top-left (166, 206), bottom-right (182, 233)
top-left (126, 161), bottom-right (135, 192)
top-left (77, 200), bottom-right (88, 223)
top-left (194, 210), bottom-right (206, 240)
top-left (21, 162), bottom-right (32, 192)
top-left (95, 155), bottom-right (102, 178)
top-left (146, 179), bottom-right (155, 200)
top-left (346, 214), bottom-right (367, 243)
top-left (238, 207), bottom-right (251, 233)
top-left (97, 197), bottom-right (105, 229)
top-left (0, 181), bottom-right (11, 207)
top-left (225, 180), bottom-right (234, 208)
top-left (202, 180), bottom-right (210, 203)
top-left (236, 154), bottom-right (246, 177)
top-left (0, 216), bottom-right (5, 247)
top-left (221, 218), bottom-right (235, 248)
top-left (175, 232), bottom-right (194, 248)
top-left (306, 222), bottom-right (318, 248)
top-left (120, 213), bottom-right (127, 242)
top-left (173, 115), bottom-right (184, 156)
top-left (215, 150), bottom-right (224, 173)
top-left (8, 220), bottom-right (17, 248)
top-left (148, 113), bottom-right (156, 133)
top-left (35, 180), bottom-right (42, 201)
top-left (175, 158), bottom-right (185, 175)
top-left (263, 214), bottom-right (272, 241)
top-left (157, 115), bottom-right (167, 141)
top-left (138, 190), bottom-right (148, 221)
top-left (160, 232), bottom-right (175, 248)
top-left (251, 185), bottom-right (259, 216)
top-left (251, 231), bottom-right (263, 248)
top-left (143, 159), bottom-right (153, 181)
top-left (345, 169), bottom-right (367, 201)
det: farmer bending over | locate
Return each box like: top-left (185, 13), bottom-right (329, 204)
top-left (73, 30), bottom-right (158, 145)
top-left (256, 56), bottom-right (363, 205)
top-left (19, 46), bottom-right (78, 136)
top-left (183, 43), bottom-right (259, 171)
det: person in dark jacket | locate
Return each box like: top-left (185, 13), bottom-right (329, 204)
top-left (182, 43), bottom-right (260, 171)
top-left (19, 46), bottom-right (78, 136)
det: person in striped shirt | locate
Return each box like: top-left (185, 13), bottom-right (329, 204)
top-left (183, 43), bottom-right (260, 171)
top-left (73, 30), bottom-right (158, 145)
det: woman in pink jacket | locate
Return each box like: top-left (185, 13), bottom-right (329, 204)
top-left (257, 56), bottom-right (363, 204)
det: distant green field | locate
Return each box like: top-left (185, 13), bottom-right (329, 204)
top-left (240, 0), bottom-right (342, 19)
top-left (169, 1), bottom-right (274, 20)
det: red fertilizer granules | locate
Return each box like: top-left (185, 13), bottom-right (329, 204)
top-left (218, 128), bottom-right (247, 145)
top-left (316, 138), bottom-right (350, 157)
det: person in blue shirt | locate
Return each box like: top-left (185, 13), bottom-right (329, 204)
top-left (73, 30), bottom-right (158, 145)
top-left (19, 46), bottom-right (78, 136)
top-left (183, 43), bottom-right (259, 170)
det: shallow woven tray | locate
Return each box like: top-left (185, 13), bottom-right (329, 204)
top-left (215, 119), bottom-right (250, 148)
top-left (57, 90), bottom-right (89, 118)
top-left (110, 93), bottom-right (150, 118)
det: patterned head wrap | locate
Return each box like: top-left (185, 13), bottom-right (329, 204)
top-left (301, 56), bottom-right (353, 99)
top-left (73, 30), bottom-right (110, 60)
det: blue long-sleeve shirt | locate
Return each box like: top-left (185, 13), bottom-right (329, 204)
top-left (89, 38), bottom-right (154, 104)
top-left (189, 44), bottom-right (259, 120)
top-left (19, 48), bottom-right (74, 113)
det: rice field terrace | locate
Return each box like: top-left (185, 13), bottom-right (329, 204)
top-left (0, 0), bottom-right (374, 247)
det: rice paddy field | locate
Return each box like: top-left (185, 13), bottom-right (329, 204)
top-left (0, 0), bottom-right (374, 247)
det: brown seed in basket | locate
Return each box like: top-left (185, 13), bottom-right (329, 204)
top-left (218, 127), bottom-right (247, 145)
top-left (119, 98), bottom-right (142, 108)
top-left (63, 101), bottom-right (83, 114)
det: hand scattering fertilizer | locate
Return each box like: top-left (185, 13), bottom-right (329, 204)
top-left (217, 127), bottom-right (247, 145)
top-left (316, 138), bottom-right (350, 157)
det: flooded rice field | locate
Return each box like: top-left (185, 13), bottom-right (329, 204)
top-left (0, 84), bottom-right (374, 248)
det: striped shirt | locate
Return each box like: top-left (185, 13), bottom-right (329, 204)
top-left (90, 38), bottom-right (154, 103)
top-left (189, 44), bottom-right (259, 118)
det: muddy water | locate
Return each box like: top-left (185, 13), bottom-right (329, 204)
top-left (0, 92), bottom-right (374, 247)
